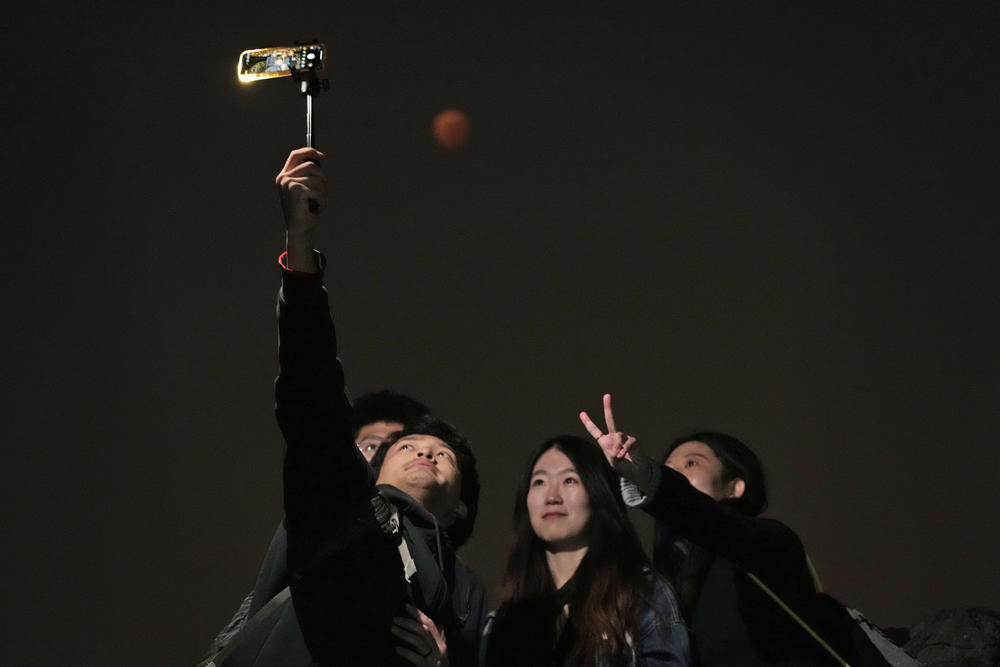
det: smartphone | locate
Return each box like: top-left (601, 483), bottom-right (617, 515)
top-left (237, 44), bottom-right (326, 82)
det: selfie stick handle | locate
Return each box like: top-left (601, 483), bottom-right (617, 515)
top-left (295, 72), bottom-right (325, 213)
top-left (303, 81), bottom-right (314, 148)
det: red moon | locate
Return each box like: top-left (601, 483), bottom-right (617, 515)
top-left (432, 109), bottom-right (471, 150)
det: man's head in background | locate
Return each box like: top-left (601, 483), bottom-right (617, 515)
top-left (352, 390), bottom-right (432, 462)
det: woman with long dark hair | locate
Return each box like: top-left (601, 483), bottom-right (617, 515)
top-left (580, 394), bottom-right (852, 666)
top-left (482, 435), bottom-right (690, 667)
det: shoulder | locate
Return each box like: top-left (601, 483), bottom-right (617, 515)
top-left (447, 555), bottom-right (488, 646)
top-left (629, 570), bottom-right (692, 663)
top-left (746, 516), bottom-right (807, 561)
top-left (732, 518), bottom-right (818, 601)
top-left (454, 554), bottom-right (484, 583)
top-left (453, 556), bottom-right (488, 609)
top-left (752, 516), bottom-right (798, 538)
top-left (634, 569), bottom-right (685, 634)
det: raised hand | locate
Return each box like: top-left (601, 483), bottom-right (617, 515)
top-left (392, 604), bottom-right (450, 667)
top-left (579, 393), bottom-right (641, 466)
top-left (275, 147), bottom-right (327, 272)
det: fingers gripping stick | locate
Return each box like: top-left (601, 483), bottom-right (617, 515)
top-left (236, 41), bottom-right (330, 212)
top-left (291, 65), bottom-right (329, 213)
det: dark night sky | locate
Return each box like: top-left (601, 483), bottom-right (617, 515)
top-left (4, 2), bottom-right (999, 665)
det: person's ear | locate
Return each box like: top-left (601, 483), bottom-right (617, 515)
top-left (454, 501), bottom-right (468, 519)
top-left (726, 478), bottom-right (746, 500)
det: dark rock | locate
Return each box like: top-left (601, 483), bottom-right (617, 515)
top-left (906, 607), bottom-right (1000, 667)
top-left (884, 626), bottom-right (912, 647)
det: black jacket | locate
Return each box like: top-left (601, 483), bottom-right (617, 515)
top-left (619, 459), bottom-right (828, 666)
top-left (206, 262), bottom-right (486, 667)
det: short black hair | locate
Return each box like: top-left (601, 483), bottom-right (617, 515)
top-left (351, 390), bottom-right (431, 439)
top-left (370, 416), bottom-right (479, 549)
top-left (664, 431), bottom-right (768, 516)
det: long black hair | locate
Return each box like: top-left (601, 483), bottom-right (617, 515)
top-left (486, 435), bottom-right (652, 667)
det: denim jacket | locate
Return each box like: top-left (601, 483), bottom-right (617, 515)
top-left (482, 571), bottom-right (690, 667)
top-left (610, 573), bottom-right (691, 667)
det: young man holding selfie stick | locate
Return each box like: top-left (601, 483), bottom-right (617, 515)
top-left (270, 147), bottom-right (485, 667)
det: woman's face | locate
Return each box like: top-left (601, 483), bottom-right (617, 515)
top-left (527, 447), bottom-right (591, 551)
top-left (665, 440), bottom-right (744, 501)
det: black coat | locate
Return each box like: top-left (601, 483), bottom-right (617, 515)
top-left (209, 262), bottom-right (486, 667)
top-left (621, 460), bottom-right (828, 666)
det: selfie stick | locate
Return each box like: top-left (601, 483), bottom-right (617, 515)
top-left (290, 64), bottom-right (329, 211)
top-left (292, 66), bottom-right (328, 148)
top-left (237, 43), bottom-right (329, 210)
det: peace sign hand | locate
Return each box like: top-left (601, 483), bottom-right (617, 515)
top-left (579, 393), bottom-right (642, 467)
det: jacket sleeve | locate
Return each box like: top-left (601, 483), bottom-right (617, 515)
top-left (274, 263), bottom-right (377, 570)
top-left (619, 454), bottom-right (804, 573)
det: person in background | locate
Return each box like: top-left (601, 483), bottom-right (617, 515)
top-left (581, 394), bottom-right (835, 666)
top-left (353, 390), bottom-right (432, 462)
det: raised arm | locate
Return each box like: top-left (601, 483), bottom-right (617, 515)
top-left (580, 393), bottom-right (662, 496)
top-left (273, 147), bottom-right (375, 559)
top-left (277, 147), bottom-right (327, 273)
top-left (579, 394), bottom-right (801, 572)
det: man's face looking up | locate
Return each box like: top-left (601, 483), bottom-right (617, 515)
top-left (376, 434), bottom-right (464, 526)
top-left (356, 420), bottom-right (404, 462)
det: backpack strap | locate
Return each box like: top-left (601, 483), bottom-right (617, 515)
top-left (745, 571), bottom-right (850, 667)
top-left (389, 505), bottom-right (418, 583)
top-left (806, 554), bottom-right (825, 593)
